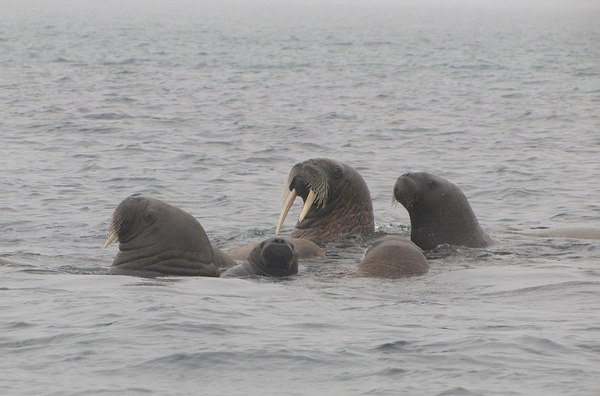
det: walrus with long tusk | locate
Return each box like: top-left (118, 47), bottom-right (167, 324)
top-left (104, 195), bottom-right (232, 277)
top-left (275, 158), bottom-right (375, 244)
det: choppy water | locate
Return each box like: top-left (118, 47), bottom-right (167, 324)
top-left (1, 1), bottom-right (600, 394)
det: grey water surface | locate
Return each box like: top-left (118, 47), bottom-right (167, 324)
top-left (1, 1), bottom-right (600, 395)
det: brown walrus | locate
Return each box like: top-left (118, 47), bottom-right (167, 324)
top-left (357, 235), bottom-right (429, 278)
top-left (275, 158), bottom-right (374, 244)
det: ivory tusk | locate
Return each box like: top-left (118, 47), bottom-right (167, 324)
top-left (275, 189), bottom-right (298, 235)
top-left (298, 189), bottom-right (316, 223)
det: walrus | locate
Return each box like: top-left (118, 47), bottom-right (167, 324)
top-left (275, 158), bottom-right (374, 243)
top-left (357, 235), bottom-right (429, 278)
top-left (394, 172), bottom-right (492, 250)
top-left (104, 195), bottom-right (220, 277)
top-left (221, 237), bottom-right (298, 278)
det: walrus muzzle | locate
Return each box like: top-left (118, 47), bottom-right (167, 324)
top-left (275, 167), bottom-right (329, 235)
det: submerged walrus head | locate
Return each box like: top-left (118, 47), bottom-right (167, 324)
top-left (104, 195), bottom-right (218, 277)
top-left (249, 237), bottom-right (298, 277)
top-left (275, 158), bottom-right (374, 243)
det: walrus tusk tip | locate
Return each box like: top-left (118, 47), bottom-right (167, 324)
top-left (298, 189), bottom-right (316, 223)
top-left (103, 231), bottom-right (119, 248)
top-left (275, 188), bottom-right (298, 235)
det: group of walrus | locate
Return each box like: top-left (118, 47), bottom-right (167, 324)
top-left (104, 157), bottom-right (599, 279)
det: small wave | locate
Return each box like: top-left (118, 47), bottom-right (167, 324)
top-left (77, 127), bottom-right (118, 133)
top-left (327, 41), bottom-right (353, 47)
top-left (481, 280), bottom-right (600, 298)
top-left (0, 333), bottom-right (78, 350)
top-left (205, 140), bottom-right (236, 146)
top-left (436, 387), bottom-right (484, 396)
top-left (573, 69), bottom-right (598, 77)
top-left (318, 111), bottom-right (357, 121)
top-left (364, 40), bottom-right (396, 46)
top-left (83, 112), bottom-right (132, 120)
top-left (388, 127), bottom-right (434, 134)
top-left (139, 349), bottom-right (326, 371)
top-left (375, 340), bottom-right (410, 351)
top-left (100, 57), bottom-right (143, 66)
top-left (103, 96), bottom-right (136, 104)
top-left (447, 62), bottom-right (506, 71)
top-left (1, 321), bottom-right (36, 329)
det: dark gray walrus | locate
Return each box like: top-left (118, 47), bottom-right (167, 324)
top-left (357, 235), bottom-right (429, 278)
top-left (275, 158), bottom-right (374, 244)
top-left (394, 172), bottom-right (492, 250)
top-left (221, 237), bottom-right (298, 278)
top-left (104, 195), bottom-right (224, 277)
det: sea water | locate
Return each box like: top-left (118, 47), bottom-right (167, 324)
top-left (1, 1), bottom-right (600, 394)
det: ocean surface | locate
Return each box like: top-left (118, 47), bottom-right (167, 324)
top-left (1, 0), bottom-right (600, 394)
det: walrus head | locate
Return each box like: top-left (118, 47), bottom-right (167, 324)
top-left (275, 158), bottom-right (374, 243)
top-left (393, 172), bottom-right (441, 214)
top-left (104, 195), bottom-right (218, 277)
top-left (393, 172), bottom-right (490, 250)
top-left (249, 237), bottom-right (298, 277)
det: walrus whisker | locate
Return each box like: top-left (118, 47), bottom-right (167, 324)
top-left (104, 214), bottom-right (124, 248)
top-left (310, 179), bottom-right (329, 206)
top-left (103, 231), bottom-right (119, 248)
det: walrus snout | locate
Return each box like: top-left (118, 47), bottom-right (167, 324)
top-left (276, 161), bottom-right (331, 235)
top-left (261, 238), bottom-right (296, 269)
top-left (104, 196), bottom-right (141, 247)
top-left (270, 237), bottom-right (289, 246)
top-left (393, 175), bottom-right (417, 208)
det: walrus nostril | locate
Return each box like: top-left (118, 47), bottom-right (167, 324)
top-left (272, 237), bottom-right (287, 244)
top-left (402, 172), bottom-right (412, 177)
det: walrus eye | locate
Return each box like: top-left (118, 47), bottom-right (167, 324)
top-left (332, 166), bottom-right (343, 179)
top-left (427, 180), bottom-right (436, 188)
top-left (143, 210), bottom-right (154, 223)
